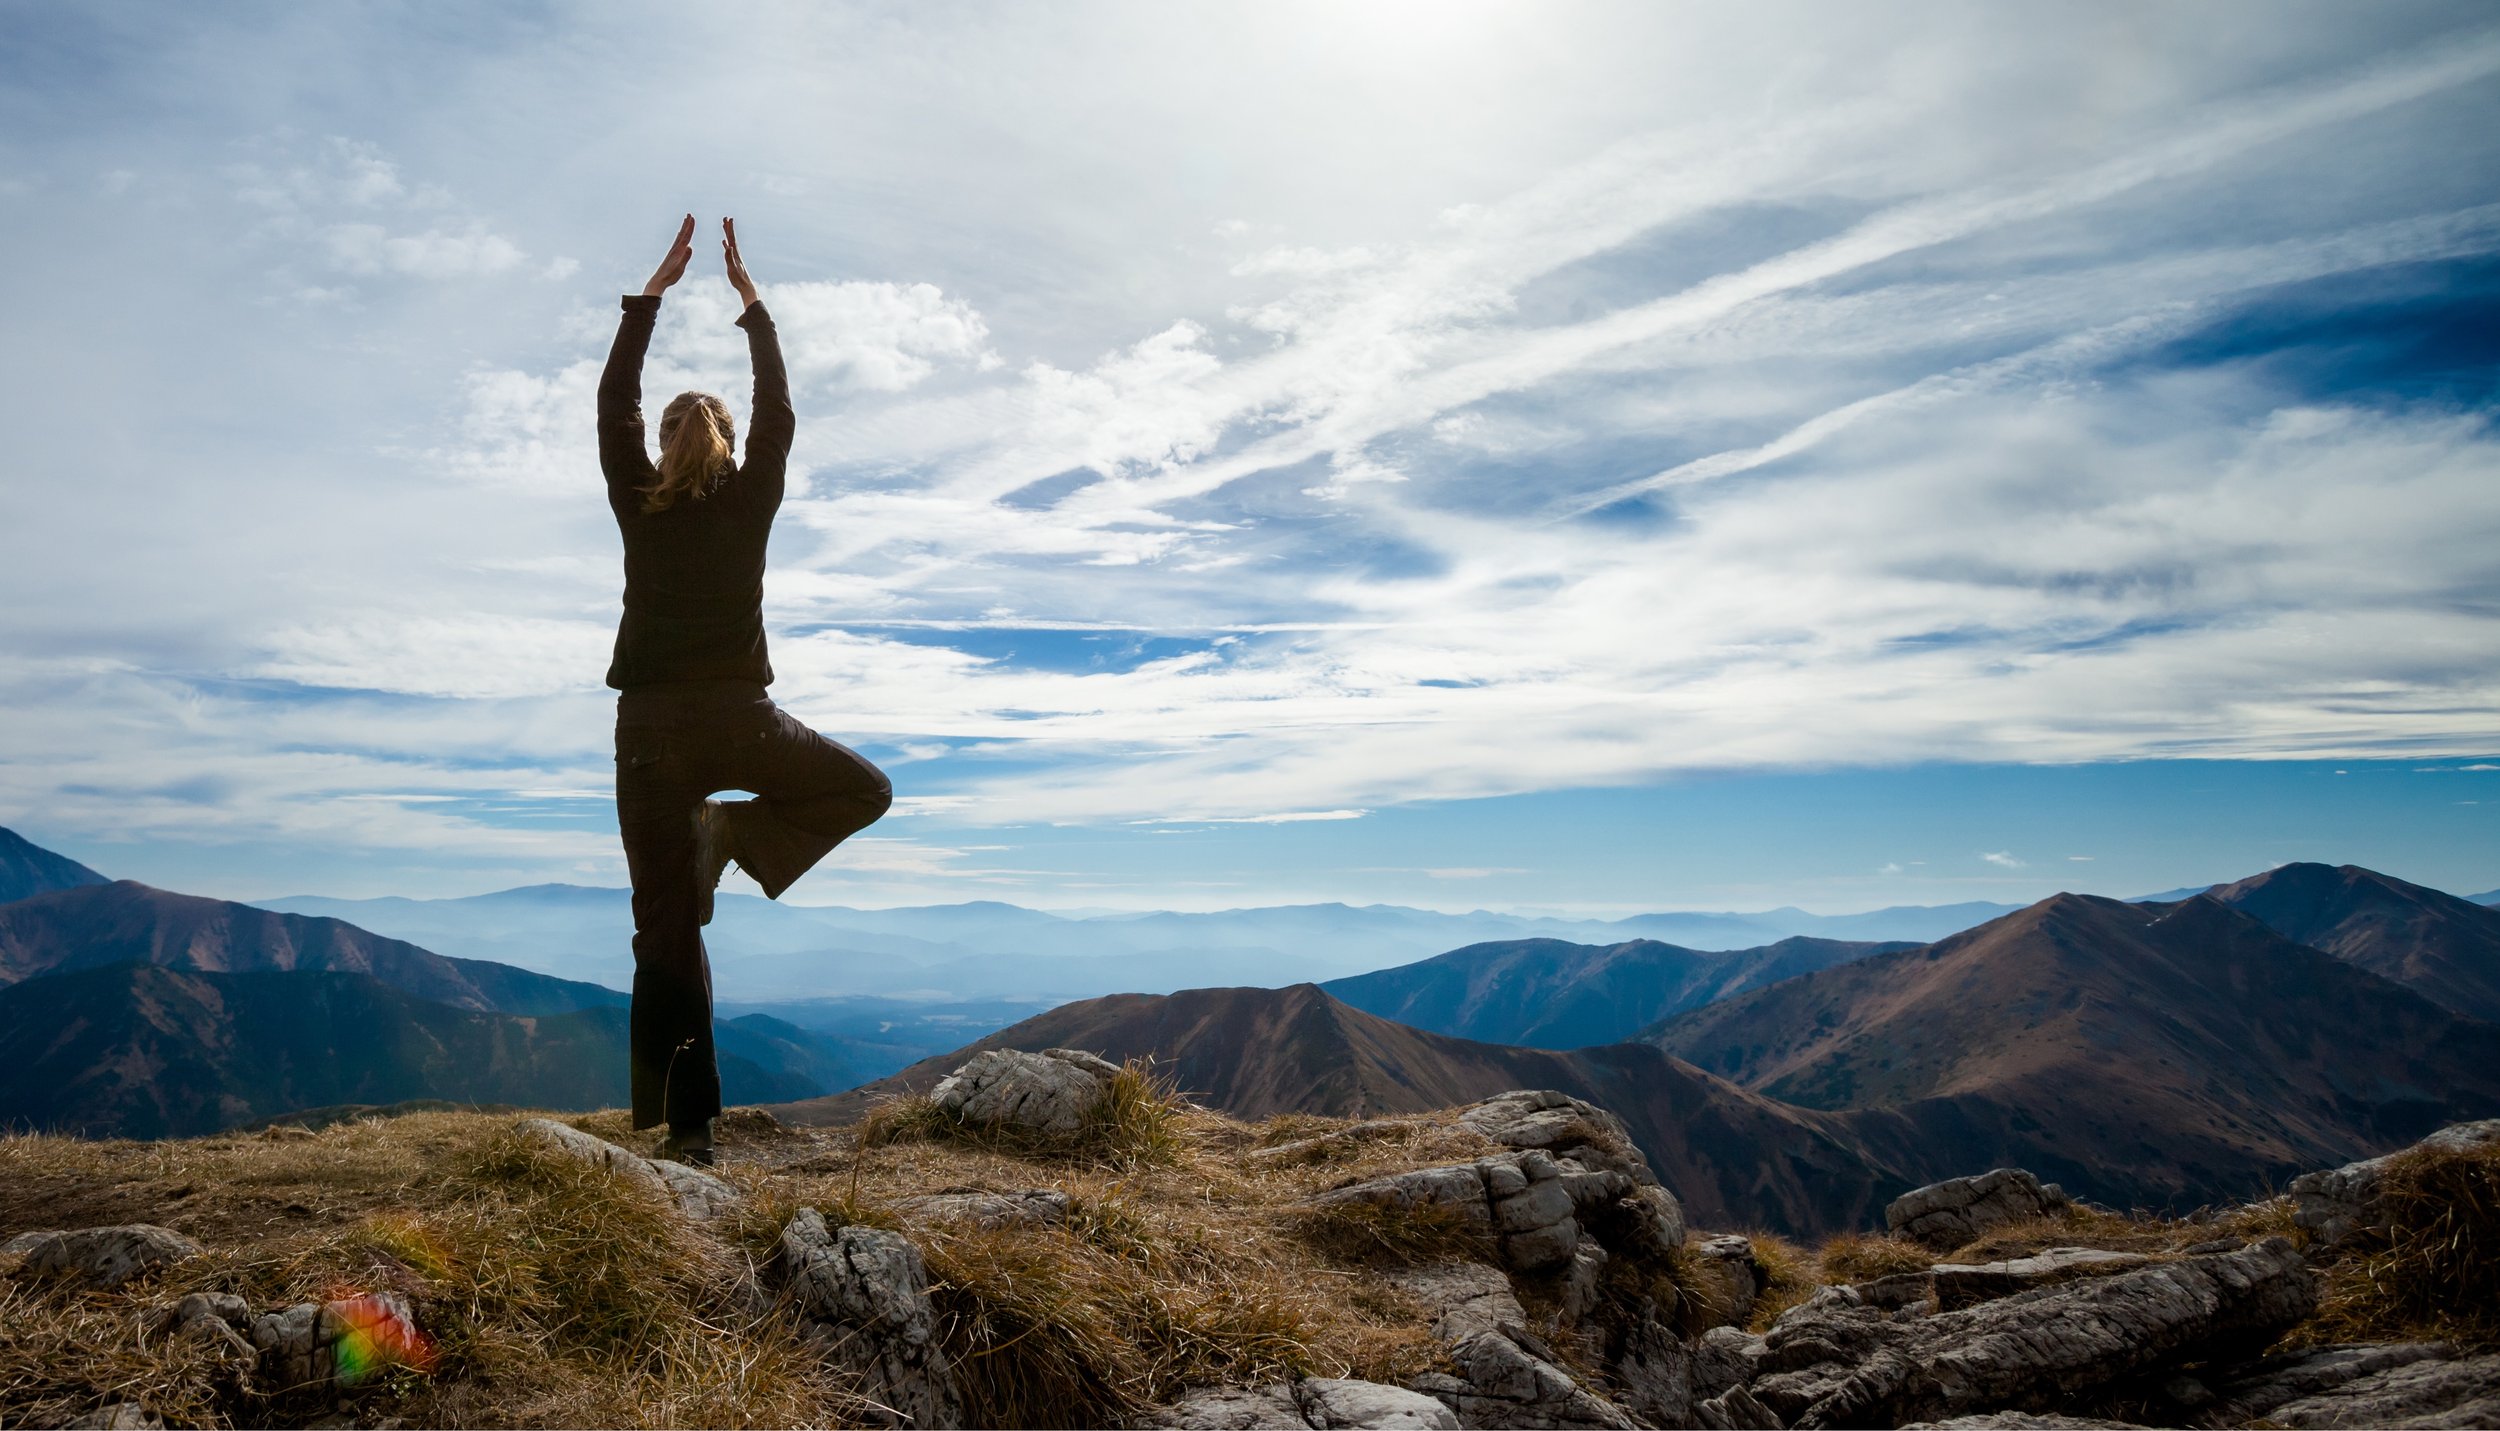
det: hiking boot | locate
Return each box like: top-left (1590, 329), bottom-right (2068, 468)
top-left (692, 799), bottom-right (734, 926)
top-left (663, 1118), bottom-right (716, 1167)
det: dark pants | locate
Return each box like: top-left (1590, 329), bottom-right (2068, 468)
top-left (614, 679), bottom-right (893, 1130)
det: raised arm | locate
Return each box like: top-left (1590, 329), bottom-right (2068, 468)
top-left (598, 216), bottom-right (695, 482)
top-left (723, 218), bottom-right (794, 466)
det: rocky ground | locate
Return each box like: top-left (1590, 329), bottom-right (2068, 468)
top-left (1, 1049), bottom-right (2494, 1429)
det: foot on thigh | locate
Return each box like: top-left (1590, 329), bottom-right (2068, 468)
top-left (692, 800), bottom-right (735, 927)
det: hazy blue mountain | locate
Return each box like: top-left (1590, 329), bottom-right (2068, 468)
top-left (0, 963), bottom-right (833, 1138)
top-left (0, 826), bottom-right (109, 904)
top-left (2473, 889), bottom-right (2499, 907)
top-left (256, 885), bottom-right (2029, 1002)
top-left (2128, 884), bottom-right (2219, 902)
top-left (1323, 935), bottom-right (1908, 1048)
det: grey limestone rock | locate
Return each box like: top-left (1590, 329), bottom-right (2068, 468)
top-left (1692, 1325), bottom-right (1767, 1403)
top-left (1691, 1385), bottom-right (1784, 1430)
top-left (894, 1188), bottom-right (1073, 1230)
top-left (2194, 1340), bottom-right (2452, 1423)
top-left (1930, 1248), bottom-right (2149, 1311)
top-left (2, 1224), bottom-right (202, 1290)
top-left (2264, 1351), bottom-right (2500, 1429)
top-left (1607, 1308), bottom-right (1695, 1428)
top-left (1690, 1234), bottom-right (1765, 1325)
top-left (250, 1292), bottom-right (425, 1396)
top-left (509, 1116), bottom-right (739, 1222)
top-left (1312, 1164), bottom-right (1494, 1235)
top-left (778, 1206), bottom-right (961, 1428)
top-left (1296, 1378), bottom-right (1464, 1429)
top-left (1459, 1090), bottom-right (1659, 1187)
top-left (1897, 1416), bottom-right (2146, 1429)
top-left (2289, 1118), bottom-right (2500, 1248)
top-left (1759, 1236), bottom-right (2316, 1429)
top-left (1390, 1261), bottom-right (1631, 1429)
top-left (1144, 1383), bottom-right (1309, 1429)
top-left (1885, 1169), bottom-right (2072, 1250)
top-left (929, 1047), bottom-right (1117, 1135)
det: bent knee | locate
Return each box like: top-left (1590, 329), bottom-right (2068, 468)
top-left (867, 774), bottom-right (895, 820)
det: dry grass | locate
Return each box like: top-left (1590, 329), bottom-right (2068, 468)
top-left (1741, 1232), bottom-right (1816, 1332)
top-left (2296, 1142), bottom-right (2500, 1350)
top-left (857, 1059), bottom-right (1190, 1170)
top-left (1818, 1230), bottom-right (1935, 1285)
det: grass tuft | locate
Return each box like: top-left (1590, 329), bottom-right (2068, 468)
top-left (1818, 1230), bottom-right (1936, 1284)
top-left (2298, 1141), bottom-right (2500, 1349)
top-left (1291, 1197), bottom-right (1497, 1268)
top-left (1742, 1232), bottom-right (1817, 1331)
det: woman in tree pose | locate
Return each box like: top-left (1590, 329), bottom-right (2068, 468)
top-left (600, 215), bottom-right (893, 1165)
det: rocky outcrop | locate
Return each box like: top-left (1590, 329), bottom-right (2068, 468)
top-left (2, 1224), bottom-right (202, 1289)
top-left (928, 1047), bottom-right (1120, 1135)
top-left (2289, 1118), bottom-right (2500, 1248)
top-left (1885, 1170), bottom-right (2071, 1251)
top-left (776, 1206), bottom-right (960, 1429)
top-left (509, 1116), bottom-right (740, 1223)
top-left (1751, 1237), bottom-right (2315, 1428)
top-left (1929, 1248), bottom-right (2148, 1311)
top-left (1460, 1090), bottom-right (1660, 1187)
top-left (2264, 1350), bottom-right (2500, 1429)
top-left (1309, 1143), bottom-right (1678, 1277)
top-left (1395, 1261), bottom-right (1636, 1429)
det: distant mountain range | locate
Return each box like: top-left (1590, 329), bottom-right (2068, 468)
top-left (1322, 935), bottom-right (1912, 1048)
top-left (257, 884), bottom-right (2033, 1003)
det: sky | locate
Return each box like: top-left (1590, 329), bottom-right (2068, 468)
top-left (1, 1), bottom-right (2496, 914)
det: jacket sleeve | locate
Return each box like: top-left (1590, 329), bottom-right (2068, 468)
top-left (598, 294), bottom-right (662, 488)
top-left (736, 300), bottom-right (795, 471)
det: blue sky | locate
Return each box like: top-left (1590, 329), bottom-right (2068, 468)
top-left (2, 2), bottom-right (2496, 912)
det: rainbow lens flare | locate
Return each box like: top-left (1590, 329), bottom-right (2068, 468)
top-left (326, 1291), bottom-right (436, 1385)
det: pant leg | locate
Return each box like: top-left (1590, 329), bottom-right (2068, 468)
top-left (724, 700), bottom-right (894, 899)
top-left (614, 713), bottom-right (722, 1131)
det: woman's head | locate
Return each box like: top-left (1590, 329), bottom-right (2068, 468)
top-left (646, 391), bottom-right (737, 513)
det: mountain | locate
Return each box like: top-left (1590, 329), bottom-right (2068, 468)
top-left (2476, 888), bottom-right (2500, 907)
top-left (0, 963), bottom-right (829, 1138)
top-left (0, 881), bottom-right (626, 1016)
top-left (1649, 893), bottom-right (2500, 1210)
top-left (0, 826), bottom-right (108, 904)
top-left (769, 982), bottom-right (1923, 1237)
top-left (2206, 861), bottom-right (2500, 1022)
top-left (258, 884), bottom-right (2028, 1002)
top-left (1322, 935), bottom-right (1907, 1048)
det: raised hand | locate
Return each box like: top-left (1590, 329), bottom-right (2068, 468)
top-left (722, 217), bottom-right (758, 309)
top-left (641, 214), bottom-right (696, 297)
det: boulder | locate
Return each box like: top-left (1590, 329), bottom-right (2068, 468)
top-left (1488, 1150), bottom-right (1581, 1272)
top-left (1311, 1165), bottom-right (1494, 1235)
top-left (1885, 1169), bottom-right (2071, 1250)
top-left (2289, 1118), bottom-right (2500, 1248)
top-left (894, 1188), bottom-right (1072, 1230)
top-left (251, 1292), bottom-right (428, 1394)
top-left (776, 1206), bottom-right (960, 1429)
top-left (1459, 1091), bottom-right (1660, 1187)
top-left (2265, 1351), bottom-right (2500, 1429)
top-left (1297, 1378), bottom-right (1464, 1429)
top-left (928, 1048), bottom-right (1118, 1136)
top-left (509, 1117), bottom-right (741, 1223)
top-left (1145, 1384), bottom-right (1309, 1429)
top-left (1930, 1248), bottom-right (2149, 1311)
top-left (3, 1225), bottom-right (202, 1289)
top-left (1756, 1237), bottom-right (2316, 1429)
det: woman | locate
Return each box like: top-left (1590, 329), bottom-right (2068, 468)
top-left (600, 215), bottom-right (893, 1165)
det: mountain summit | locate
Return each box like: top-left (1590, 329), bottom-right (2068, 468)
top-left (0, 826), bottom-right (108, 904)
top-left (2207, 861), bottom-right (2500, 1022)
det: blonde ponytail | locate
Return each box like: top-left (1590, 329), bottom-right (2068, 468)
top-left (645, 391), bottom-right (736, 513)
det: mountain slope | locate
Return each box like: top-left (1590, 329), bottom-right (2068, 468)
top-left (1323, 935), bottom-right (1904, 1048)
top-left (0, 881), bottom-right (625, 1015)
top-left (0, 827), bottom-right (108, 904)
top-left (769, 983), bottom-right (1919, 1237)
top-left (2208, 861), bottom-right (2500, 1022)
top-left (0, 963), bottom-right (828, 1138)
top-left (1649, 893), bottom-right (2500, 1208)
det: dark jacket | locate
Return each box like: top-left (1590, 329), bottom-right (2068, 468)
top-left (597, 294), bottom-right (794, 689)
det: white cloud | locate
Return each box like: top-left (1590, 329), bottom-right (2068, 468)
top-left (1981, 852), bottom-right (2027, 869)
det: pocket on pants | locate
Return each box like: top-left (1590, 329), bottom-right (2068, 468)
top-left (615, 725), bottom-right (667, 772)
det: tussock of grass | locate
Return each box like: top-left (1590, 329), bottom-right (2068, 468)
top-left (2298, 1142), bottom-right (2500, 1349)
top-left (858, 1058), bottom-right (1190, 1170)
top-left (1741, 1232), bottom-right (1816, 1331)
top-left (1818, 1230), bottom-right (1935, 1285)
top-left (1291, 1197), bottom-right (1497, 1268)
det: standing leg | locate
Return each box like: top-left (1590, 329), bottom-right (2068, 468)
top-left (615, 719), bottom-right (722, 1132)
top-left (722, 702), bottom-right (894, 900)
